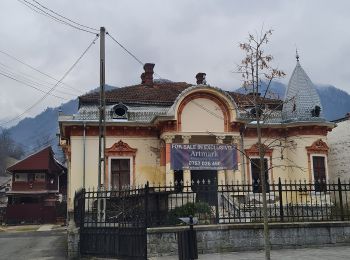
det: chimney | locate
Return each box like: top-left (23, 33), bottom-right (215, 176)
top-left (142, 63), bottom-right (155, 86)
top-left (141, 72), bottom-right (146, 84)
top-left (196, 72), bottom-right (206, 85)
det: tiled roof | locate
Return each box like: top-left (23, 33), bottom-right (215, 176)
top-left (7, 147), bottom-right (66, 174)
top-left (79, 82), bottom-right (192, 106)
top-left (282, 61), bottom-right (324, 122)
top-left (79, 82), bottom-right (282, 109)
top-left (227, 92), bottom-right (283, 110)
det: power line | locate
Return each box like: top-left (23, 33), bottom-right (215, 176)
top-left (0, 71), bottom-right (68, 100)
top-left (0, 49), bottom-right (83, 94)
top-left (32, 0), bottom-right (99, 32)
top-left (17, 0), bottom-right (97, 35)
top-left (0, 35), bottom-right (99, 127)
top-left (17, 0), bottom-right (70, 28)
top-left (106, 32), bottom-right (144, 67)
top-left (106, 32), bottom-right (163, 79)
top-left (0, 62), bottom-right (77, 97)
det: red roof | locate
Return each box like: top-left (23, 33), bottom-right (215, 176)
top-left (79, 82), bottom-right (282, 109)
top-left (79, 82), bottom-right (192, 106)
top-left (7, 147), bottom-right (66, 174)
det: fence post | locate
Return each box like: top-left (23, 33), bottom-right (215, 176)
top-left (145, 182), bottom-right (149, 228)
top-left (144, 182), bottom-right (149, 260)
top-left (337, 178), bottom-right (344, 221)
top-left (215, 179), bottom-right (219, 224)
top-left (78, 189), bottom-right (85, 229)
top-left (278, 178), bottom-right (284, 222)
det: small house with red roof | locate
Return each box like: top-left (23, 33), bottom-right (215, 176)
top-left (5, 146), bottom-right (67, 224)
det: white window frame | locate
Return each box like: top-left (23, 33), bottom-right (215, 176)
top-left (108, 156), bottom-right (133, 190)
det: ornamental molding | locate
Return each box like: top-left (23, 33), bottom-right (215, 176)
top-left (163, 135), bottom-right (175, 144)
top-left (245, 143), bottom-right (273, 156)
top-left (105, 140), bottom-right (137, 156)
top-left (306, 139), bottom-right (329, 154)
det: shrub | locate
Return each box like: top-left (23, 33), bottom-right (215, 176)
top-left (166, 202), bottom-right (213, 225)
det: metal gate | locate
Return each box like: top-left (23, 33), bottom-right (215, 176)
top-left (75, 187), bottom-right (148, 259)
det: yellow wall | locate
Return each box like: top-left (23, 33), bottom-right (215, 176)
top-left (68, 136), bottom-right (162, 210)
top-left (181, 98), bottom-right (225, 132)
top-left (242, 135), bottom-right (328, 184)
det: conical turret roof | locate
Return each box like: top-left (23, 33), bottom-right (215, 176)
top-left (282, 60), bottom-right (323, 122)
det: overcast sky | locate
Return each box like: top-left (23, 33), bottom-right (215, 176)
top-left (1, 0), bottom-right (350, 127)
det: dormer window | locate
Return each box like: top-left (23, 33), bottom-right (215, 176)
top-left (112, 103), bottom-right (128, 119)
top-left (311, 105), bottom-right (321, 117)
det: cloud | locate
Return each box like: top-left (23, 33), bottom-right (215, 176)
top-left (1, 0), bottom-right (349, 125)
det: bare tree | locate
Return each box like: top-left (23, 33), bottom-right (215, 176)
top-left (0, 129), bottom-right (24, 175)
top-left (237, 29), bottom-right (285, 260)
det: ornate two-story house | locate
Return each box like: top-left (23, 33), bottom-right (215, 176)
top-left (59, 60), bottom-right (334, 211)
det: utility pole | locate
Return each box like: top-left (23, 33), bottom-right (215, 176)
top-left (98, 27), bottom-right (106, 191)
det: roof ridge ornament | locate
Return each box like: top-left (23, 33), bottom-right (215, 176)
top-left (296, 48), bottom-right (300, 62)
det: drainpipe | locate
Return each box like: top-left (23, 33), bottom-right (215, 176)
top-left (83, 122), bottom-right (86, 188)
top-left (240, 125), bottom-right (246, 185)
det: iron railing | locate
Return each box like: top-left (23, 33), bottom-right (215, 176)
top-left (74, 178), bottom-right (350, 228)
top-left (74, 178), bottom-right (350, 258)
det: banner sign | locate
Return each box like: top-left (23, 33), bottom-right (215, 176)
top-left (170, 143), bottom-right (237, 170)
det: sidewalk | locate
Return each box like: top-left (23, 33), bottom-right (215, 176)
top-left (150, 245), bottom-right (350, 260)
top-left (0, 224), bottom-right (66, 232)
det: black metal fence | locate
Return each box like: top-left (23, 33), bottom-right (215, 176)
top-left (75, 186), bottom-right (148, 259)
top-left (74, 178), bottom-right (350, 258)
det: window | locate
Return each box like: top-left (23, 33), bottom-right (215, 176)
top-left (251, 158), bottom-right (269, 193)
top-left (313, 156), bottom-right (327, 192)
top-left (35, 173), bottom-right (45, 182)
top-left (111, 159), bottom-right (130, 190)
top-left (112, 103), bottom-right (128, 119)
top-left (15, 173), bottom-right (26, 182)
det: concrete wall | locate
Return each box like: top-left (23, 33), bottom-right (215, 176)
top-left (147, 222), bottom-right (350, 257)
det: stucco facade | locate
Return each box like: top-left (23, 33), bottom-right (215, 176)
top-left (328, 115), bottom-right (350, 180)
top-left (59, 62), bottom-right (334, 210)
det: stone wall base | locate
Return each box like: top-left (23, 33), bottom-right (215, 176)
top-left (147, 222), bottom-right (350, 257)
top-left (67, 217), bottom-right (80, 259)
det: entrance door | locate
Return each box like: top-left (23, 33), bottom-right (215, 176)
top-left (111, 159), bottom-right (130, 190)
top-left (191, 170), bottom-right (217, 206)
top-left (313, 156), bottom-right (327, 192)
top-left (251, 158), bottom-right (269, 193)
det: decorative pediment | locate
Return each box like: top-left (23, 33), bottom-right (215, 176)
top-left (306, 139), bottom-right (329, 154)
top-left (105, 140), bottom-right (137, 156)
top-left (245, 143), bottom-right (273, 156)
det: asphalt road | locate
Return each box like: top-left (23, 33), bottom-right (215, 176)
top-left (0, 229), bottom-right (66, 260)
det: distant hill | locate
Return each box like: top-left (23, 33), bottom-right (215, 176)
top-left (8, 99), bottom-right (78, 162)
top-left (315, 85), bottom-right (350, 121)
top-left (8, 85), bottom-right (116, 162)
top-left (7, 83), bottom-right (350, 163)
